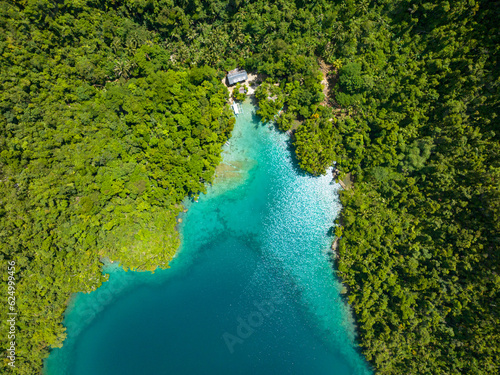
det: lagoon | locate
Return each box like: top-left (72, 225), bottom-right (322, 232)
top-left (45, 101), bottom-right (372, 375)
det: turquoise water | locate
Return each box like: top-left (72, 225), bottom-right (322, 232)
top-left (45, 101), bottom-right (372, 375)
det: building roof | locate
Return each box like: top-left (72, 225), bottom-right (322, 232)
top-left (227, 70), bottom-right (248, 85)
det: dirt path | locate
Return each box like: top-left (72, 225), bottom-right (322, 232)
top-left (319, 59), bottom-right (333, 108)
top-left (246, 72), bottom-right (266, 95)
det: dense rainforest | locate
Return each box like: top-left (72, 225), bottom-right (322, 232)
top-left (0, 0), bottom-right (498, 374)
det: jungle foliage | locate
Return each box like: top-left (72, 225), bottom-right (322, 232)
top-left (0, 2), bottom-right (233, 372)
top-left (321, 2), bottom-right (500, 374)
top-left (232, 82), bottom-right (247, 102)
top-left (0, 0), bottom-right (498, 374)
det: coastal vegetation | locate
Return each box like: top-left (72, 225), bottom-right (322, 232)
top-left (318, 3), bottom-right (500, 373)
top-left (0, 0), bottom-right (498, 374)
top-left (232, 82), bottom-right (247, 101)
top-left (0, 2), bottom-right (233, 371)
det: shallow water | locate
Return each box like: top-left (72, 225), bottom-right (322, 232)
top-left (45, 101), bottom-right (372, 375)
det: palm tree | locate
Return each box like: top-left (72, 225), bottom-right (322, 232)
top-left (113, 59), bottom-right (131, 79)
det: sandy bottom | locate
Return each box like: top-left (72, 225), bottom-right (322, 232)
top-left (215, 161), bottom-right (245, 181)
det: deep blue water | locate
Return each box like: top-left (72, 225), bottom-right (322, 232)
top-left (45, 102), bottom-right (372, 375)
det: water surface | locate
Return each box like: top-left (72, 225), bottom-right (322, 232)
top-left (45, 101), bottom-right (372, 375)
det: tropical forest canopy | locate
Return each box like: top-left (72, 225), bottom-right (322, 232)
top-left (0, 0), bottom-right (498, 374)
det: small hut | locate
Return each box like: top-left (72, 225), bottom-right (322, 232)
top-left (227, 69), bottom-right (248, 86)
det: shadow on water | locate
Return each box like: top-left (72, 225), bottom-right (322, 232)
top-left (249, 103), bottom-right (320, 179)
top-left (283, 135), bottom-right (313, 178)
